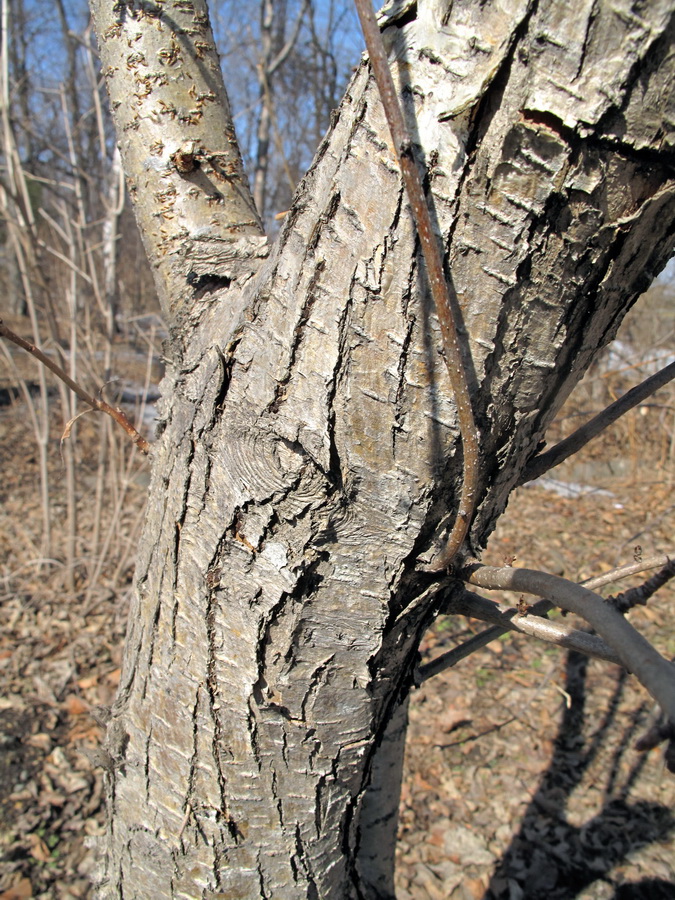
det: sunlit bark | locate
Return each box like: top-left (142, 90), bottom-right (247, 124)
top-left (90, 1), bottom-right (675, 897)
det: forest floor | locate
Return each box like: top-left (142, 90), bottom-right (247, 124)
top-left (398, 473), bottom-right (675, 900)
top-left (1, 326), bottom-right (674, 899)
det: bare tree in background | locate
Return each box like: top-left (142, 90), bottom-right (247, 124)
top-left (251, 0), bottom-right (307, 218)
top-left (29, 0), bottom-right (675, 896)
top-left (0, 0), bottom-right (156, 584)
top-left (211, 0), bottom-right (359, 226)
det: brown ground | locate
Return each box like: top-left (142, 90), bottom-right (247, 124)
top-left (1, 332), bottom-right (674, 899)
top-left (398, 473), bottom-right (675, 900)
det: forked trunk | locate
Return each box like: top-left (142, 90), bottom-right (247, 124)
top-left (89, 1), bottom-right (675, 896)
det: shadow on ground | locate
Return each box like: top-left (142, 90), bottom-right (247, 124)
top-left (485, 652), bottom-right (675, 899)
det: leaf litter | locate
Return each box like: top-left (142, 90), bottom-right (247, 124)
top-left (1, 355), bottom-right (675, 898)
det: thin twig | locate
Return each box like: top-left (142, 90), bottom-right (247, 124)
top-left (520, 361), bottom-right (675, 484)
top-left (267, 0), bottom-right (310, 77)
top-left (0, 318), bottom-right (150, 454)
top-left (418, 623), bottom-right (506, 682)
top-left (353, 0), bottom-right (480, 569)
top-left (418, 592), bottom-right (621, 683)
top-left (463, 564), bottom-right (675, 724)
top-left (581, 555), bottom-right (672, 591)
top-left (419, 556), bottom-right (672, 682)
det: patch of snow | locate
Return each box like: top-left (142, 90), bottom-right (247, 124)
top-left (529, 477), bottom-right (614, 499)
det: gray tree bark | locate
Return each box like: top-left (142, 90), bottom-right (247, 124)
top-left (89, 0), bottom-right (675, 897)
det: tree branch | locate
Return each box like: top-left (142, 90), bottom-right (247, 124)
top-left (267, 0), bottom-right (311, 77)
top-left (89, 0), bottom-right (264, 323)
top-left (580, 555), bottom-right (673, 591)
top-left (417, 622), bottom-right (507, 682)
top-left (462, 564), bottom-right (675, 724)
top-left (466, 591), bottom-right (620, 656)
top-left (520, 361), bottom-right (675, 484)
top-left (419, 555), bottom-right (673, 682)
top-left (0, 319), bottom-right (150, 455)
top-left (418, 590), bottom-right (623, 682)
top-left (608, 558), bottom-right (675, 613)
top-left (353, 0), bottom-right (480, 569)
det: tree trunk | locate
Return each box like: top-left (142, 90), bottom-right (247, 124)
top-left (89, 0), bottom-right (675, 897)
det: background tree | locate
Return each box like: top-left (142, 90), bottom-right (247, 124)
top-left (209, 0), bottom-right (360, 227)
top-left (0, 0), bottom-right (159, 586)
top-left (11, 0), bottom-right (675, 897)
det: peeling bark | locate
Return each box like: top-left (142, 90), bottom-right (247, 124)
top-left (90, 1), bottom-right (675, 897)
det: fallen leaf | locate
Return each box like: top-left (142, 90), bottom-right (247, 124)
top-left (26, 732), bottom-right (52, 751)
top-left (28, 832), bottom-right (51, 862)
top-left (64, 695), bottom-right (89, 717)
top-left (106, 668), bottom-right (121, 687)
top-left (0, 877), bottom-right (33, 899)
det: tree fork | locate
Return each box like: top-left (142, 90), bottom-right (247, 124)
top-left (89, 1), bottom-right (675, 897)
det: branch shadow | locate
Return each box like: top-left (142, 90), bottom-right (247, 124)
top-left (483, 651), bottom-right (675, 899)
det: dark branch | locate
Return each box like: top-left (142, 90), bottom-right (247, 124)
top-left (520, 361), bottom-right (675, 484)
top-left (608, 558), bottom-right (675, 613)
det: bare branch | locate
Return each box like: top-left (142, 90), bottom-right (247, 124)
top-left (353, 0), bottom-right (480, 569)
top-left (418, 591), bottom-right (620, 683)
top-left (581, 555), bottom-right (672, 591)
top-left (456, 591), bottom-right (621, 662)
top-left (419, 556), bottom-right (672, 682)
top-left (520, 361), bottom-right (675, 484)
top-left (608, 558), bottom-right (675, 613)
top-left (267, 0), bottom-right (311, 77)
top-left (463, 564), bottom-right (675, 723)
top-left (0, 319), bottom-right (150, 455)
top-left (417, 624), bottom-right (506, 682)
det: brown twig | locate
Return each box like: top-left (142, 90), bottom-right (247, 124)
top-left (0, 318), bottom-right (150, 455)
top-left (353, 0), bottom-right (480, 569)
top-left (520, 360), bottom-right (675, 484)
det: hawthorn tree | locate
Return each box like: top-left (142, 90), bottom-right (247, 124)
top-left (86, 0), bottom-right (675, 897)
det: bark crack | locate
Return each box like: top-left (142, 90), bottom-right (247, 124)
top-left (143, 726), bottom-right (152, 801)
top-left (291, 822), bottom-right (320, 897)
top-left (300, 655), bottom-right (336, 724)
top-left (183, 687), bottom-right (201, 823)
top-left (324, 266), bottom-right (356, 491)
top-left (267, 258), bottom-right (327, 415)
top-left (204, 575), bottom-right (231, 845)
